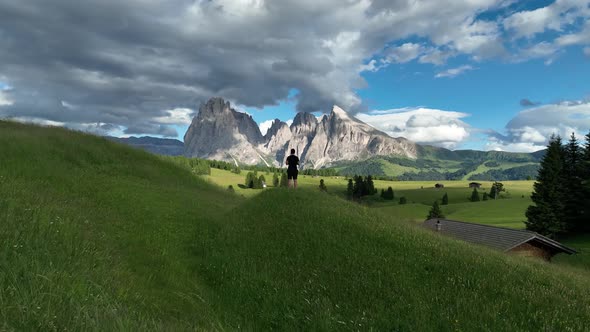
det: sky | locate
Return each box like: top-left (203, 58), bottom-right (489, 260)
top-left (0, 0), bottom-right (589, 152)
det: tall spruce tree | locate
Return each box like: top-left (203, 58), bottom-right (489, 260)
top-left (427, 201), bottom-right (445, 219)
top-left (470, 188), bottom-right (480, 202)
top-left (347, 179), bottom-right (354, 200)
top-left (442, 193), bottom-right (449, 205)
top-left (581, 131), bottom-right (590, 231)
top-left (563, 133), bottom-right (583, 231)
top-left (525, 135), bottom-right (567, 238)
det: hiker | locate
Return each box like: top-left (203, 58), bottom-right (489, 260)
top-left (285, 148), bottom-right (299, 188)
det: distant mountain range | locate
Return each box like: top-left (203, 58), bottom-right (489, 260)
top-left (111, 97), bottom-right (544, 180)
top-left (107, 136), bottom-right (184, 156)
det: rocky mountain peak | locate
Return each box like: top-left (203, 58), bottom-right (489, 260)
top-left (265, 119), bottom-right (289, 139)
top-left (290, 112), bottom-right (318, 136)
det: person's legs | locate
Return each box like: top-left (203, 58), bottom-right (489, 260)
top-left (294, 180), bottom-right (297, 188)
top-left (293, 171), bottom-right (298, 189)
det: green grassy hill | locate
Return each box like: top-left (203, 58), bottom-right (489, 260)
top-left (1, 121), bottom-right (590, 331)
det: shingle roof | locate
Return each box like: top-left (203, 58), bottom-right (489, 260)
top-left (423, 219), bottom-right (577, 255)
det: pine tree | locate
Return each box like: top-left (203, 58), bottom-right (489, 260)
top-left (580, 131), bottom-right (590, 231)
top-left (256, 175), bottom-right (266, 189)
top-left (353, 175), bottom-right (365, 198)
top-left (386, 187), bottom-right (394, 200)
top-left (272, 173), bottom-right (279, 187)
top-left (441, 193), bottom-right (449, 205)
top-left (319, 179), bottom-right (327, 192)
top-left (525, 135), bottom-right (567, 238)
top-left (427, 201), bottom-right (445, 219)
top-left (366, 175), bottom-right (377, 195)
top-left (482, 192), bottom-right (488, 201)
top-left (563, 133), bottom-right (583, 231)
top-left (489, 185), bottom-right (496, 200)
top-left (347, 179), bottom-right (354, 200)
top-left (380, 189), bottom-right (386, 199)
top-left (470, 188), bottom-right (480, 202)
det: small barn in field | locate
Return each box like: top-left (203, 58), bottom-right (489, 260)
top-left (469, 182), bottom-right (482, 188)
top-left (423, 219), bottom-right (577, 261)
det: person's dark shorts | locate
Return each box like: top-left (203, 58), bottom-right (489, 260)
top-left (287, 169), bottom-right (298, 180)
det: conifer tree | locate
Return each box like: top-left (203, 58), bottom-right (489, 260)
top-left (563, 133), bottom-right (583, 231)
top-left (386, 187), bottom-right (394, 200)
top-left (427, 201), bottom-right (445, 219)
top-left (366, 175), bottom-right (377, 195)
top-left (442, 193), bottom-right (449, 205)
top-left (319, 179), bottom-right (327, 192)
top-left (380, 189), bottom-right (386, 199)
top-left (581, 131), bottom-right (590, 231)
top-left (482, 192), bottom-right (488, 201)
top-left (470, 188), bottom-right (480, 202)
top-left (526, 135), bottom-right (567, 237)
top-left (347, 179), bottom-right (354, 200)
top-left (256, 175), bottom-right (266, 189)
top-left (272, 173), bottom-right (279, 187)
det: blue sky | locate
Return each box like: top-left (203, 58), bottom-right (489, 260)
top-left (0, 0), bottom-right (589, 152)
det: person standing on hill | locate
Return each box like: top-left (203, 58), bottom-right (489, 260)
top-left (285, 148), bottom-right (299, 189)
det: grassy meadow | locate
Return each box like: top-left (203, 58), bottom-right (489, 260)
top-left (2, 121), bottom-right (590, 330)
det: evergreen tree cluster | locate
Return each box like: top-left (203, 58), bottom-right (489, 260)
top-left (489, 182), bottom-right (504, 199)
top-left (244, 171), bottom-right (266, 189)
top-left (280, 172), bottom-right (288, 187)
top-left (380, 187), bottom-right (395, 200)
top-left (163, 156), bottom-right (211, 175)
top-left (350, 175), bottom-right (377, 199)
top-left (526, 133), bottom-right (590, 237)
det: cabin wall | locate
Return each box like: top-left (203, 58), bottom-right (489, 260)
top-left (509, 242), bottom-right (552, 261)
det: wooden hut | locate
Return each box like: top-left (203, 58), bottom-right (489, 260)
top-left (423, 219), bottom-right (576, 261)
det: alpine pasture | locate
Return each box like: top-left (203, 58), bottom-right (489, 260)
top-left (1, 121), bottom-right (590, 331)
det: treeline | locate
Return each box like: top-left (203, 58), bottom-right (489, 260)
top-left (468, 165), bottom-right (538, 181)
top-left (161, 156), bottom-right (211, 175)
top-left (526, 133), bottom-right (590, 238)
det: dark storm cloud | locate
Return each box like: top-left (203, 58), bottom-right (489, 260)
top-left (0, 0), bottom-right (520, 135)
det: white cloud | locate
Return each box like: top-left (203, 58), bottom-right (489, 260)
top-left (153, 108), bottom-right (195, 125)
top-left (435, 65), bottom-right (475, 78)
top-left (259, 119), bottom-right (275, 136)
top-left (4, 116), bottom-right (65, 127)
top-left (503, 0), bottom-right (590, 39)
top-left (486, 100), bottom-right (590, 152)
top-left (0, 90), bottom-right (14, 106)
top-left (357, 107), bottom-right (471, 149)
top-left (385, 43), bottom-right (425, 64)
top-left (418, 49), bottom-right (455, 65)
top-left (555, 22), bottom-right (590, 46)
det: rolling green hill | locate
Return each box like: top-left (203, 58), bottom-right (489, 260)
top-left (1, 121), bottom-right (589, 331)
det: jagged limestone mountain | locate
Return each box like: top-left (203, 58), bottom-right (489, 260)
top-left (183, 97), bottom-right (418, 168)
top-left (183, 97), bottom-right (264, 165)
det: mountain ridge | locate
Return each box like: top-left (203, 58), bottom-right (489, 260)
top-left (183, 97), bottom-right (418, 168)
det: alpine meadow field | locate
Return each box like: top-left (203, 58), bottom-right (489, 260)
top-left (2, 121), bottom-right (590, 331)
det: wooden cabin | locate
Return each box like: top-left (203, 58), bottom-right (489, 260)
top-left (423, 219), bottom-right (577, 261)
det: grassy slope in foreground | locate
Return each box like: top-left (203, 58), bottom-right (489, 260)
top-left (1, 121), bottom-right (590, 331)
